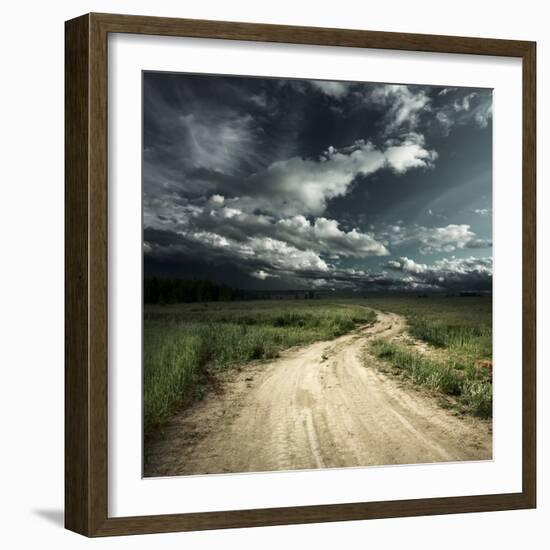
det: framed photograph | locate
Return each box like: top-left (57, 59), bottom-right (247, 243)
top-left (65, 13), bottom-right (536, 537)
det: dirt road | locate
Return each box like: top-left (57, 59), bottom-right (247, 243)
top-left (144, 311), bottom-right (492, 477)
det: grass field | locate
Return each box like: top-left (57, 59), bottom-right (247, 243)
top-left (144, 295), bottom-right (493, 433)
top-left (364, 295), bottom-right (492, 418)
top-left (144, 300), bottom-right (376, 433)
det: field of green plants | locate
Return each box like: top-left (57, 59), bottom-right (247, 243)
top-left (144, 295), bottom-right (492, 432)
top-left (144, 300), bottom-right (376, 433)
top-left (365, 295), bottom-right (493, 418)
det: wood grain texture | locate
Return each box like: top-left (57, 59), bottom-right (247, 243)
top-left (64, 12), bottom-right (537, 537)
top-left (93, 12), bottom-right (533, 56)
top-left (65, 14), bottom-right (91, 535)
top-left (521, 42), bottom-right (537, 508)
top-left (88, 13), bottom-right (110, 535)
top-left (94, 493), bottom-right (533, 536)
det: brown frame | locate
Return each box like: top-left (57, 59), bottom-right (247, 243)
top-left (65, 12), bottom-right (537, 537)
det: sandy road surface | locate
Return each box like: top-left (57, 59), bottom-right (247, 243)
top-left (144, 311), bottom-right (492, 476)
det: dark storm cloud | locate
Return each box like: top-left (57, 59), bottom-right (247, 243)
top-left (143, 72), bottom-right (493, 292)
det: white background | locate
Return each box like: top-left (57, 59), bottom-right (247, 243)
top-left (109, 34), bottom-right (522, 517)
top-left (0, 0), bottom-right (547, 548)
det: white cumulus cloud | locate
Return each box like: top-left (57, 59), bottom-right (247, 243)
top-left (233, 136), bottom-right (437, 217)
top-left (309, 80), bottom-right (351, 99)
top-left (382, 223), bottom-right (492, 254)
top-left (386, 256), bottom-right (493, 291)
top-left (369, 85), bottom-right (431, 134)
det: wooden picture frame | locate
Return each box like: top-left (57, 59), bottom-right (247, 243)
top-left (65, 12), bottom-right (536, 537)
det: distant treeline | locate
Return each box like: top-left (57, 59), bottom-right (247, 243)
top-left (144, 278), bottom-right (241, 304)
top-left (144, 278), bottom-right (324, 304)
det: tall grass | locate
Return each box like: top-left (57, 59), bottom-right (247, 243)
top-left (363, 295), bottom-right (492, 359)
top-left (144, 302), bottom-right (375, 432)
top-left (408, 317), bottom-right (491, 359)
top-left (370, 338), bottom-right (492, 418)
top-left (364, 295), bottom-right (492, 418)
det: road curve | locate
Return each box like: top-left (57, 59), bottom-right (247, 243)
top-left (144, 311), bottom-right (492, 476)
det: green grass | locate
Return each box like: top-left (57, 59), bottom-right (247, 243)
top-left (144, 295), bottom-right (493, 431)
top-left (144, 300), bottom-right (376, 433)
top-left (362, 295), bottom-right (492, 361)
top-left (366, 295), bottom-right (492, 418)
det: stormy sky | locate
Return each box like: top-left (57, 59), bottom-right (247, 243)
top-left (143, 71), bottom-right (493, 293)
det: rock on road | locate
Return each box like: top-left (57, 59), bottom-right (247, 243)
top-left (144, 311), bottom-right (492, 476)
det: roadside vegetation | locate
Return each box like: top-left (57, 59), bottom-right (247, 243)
top-left (144, 301), bottom-right (376, 433)
top-left (365, 295), bottom-right (492, 418)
